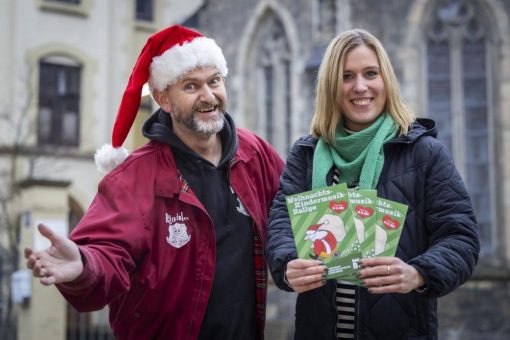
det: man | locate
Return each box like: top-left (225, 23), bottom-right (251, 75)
top-left (25, 25), bottom-right (284, 340)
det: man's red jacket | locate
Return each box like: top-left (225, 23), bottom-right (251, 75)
top-left (57, 129), bottom-right (284, 339)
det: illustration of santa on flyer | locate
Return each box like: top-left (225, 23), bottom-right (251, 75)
top-left (304, 214), bottom-right (346, 259)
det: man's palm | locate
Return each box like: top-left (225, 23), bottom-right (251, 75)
top-left (25, 224), bottom-right (83, 285)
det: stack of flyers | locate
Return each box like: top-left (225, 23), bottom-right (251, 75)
top-left (285, 183), bottom-right (408, 283)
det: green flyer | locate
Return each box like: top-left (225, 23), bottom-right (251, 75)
top-left (374, 197), bottom-right (409, 257)
top-left (348, 190), bottom-right (377, 258)
top-left (285, 183), bottom-right (363, 280)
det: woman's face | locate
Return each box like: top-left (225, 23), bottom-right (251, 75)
top-left (340, 45), bottom-right (387, 131)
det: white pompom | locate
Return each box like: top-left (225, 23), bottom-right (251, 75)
top-left (94, 144), bottom-right (129, 173)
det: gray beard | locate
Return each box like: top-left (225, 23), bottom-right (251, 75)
top-left (191, 112), bottom-right (225, 136)
top-left (175, 110), bottom-right (225, 137)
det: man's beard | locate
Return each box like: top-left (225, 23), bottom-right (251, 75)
top-left (173, 101), bottom-right (226, 137)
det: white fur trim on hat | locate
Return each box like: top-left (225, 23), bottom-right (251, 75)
top-left (94, 144), bottom-right (129, 173)
top-left (149, 37), bottom-right (228, 91)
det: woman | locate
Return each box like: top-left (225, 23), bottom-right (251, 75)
top-left (266, 29), bottom-right (479, 340)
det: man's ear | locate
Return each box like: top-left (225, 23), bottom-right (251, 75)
top-left (152, 89), bottom-right (172, 113)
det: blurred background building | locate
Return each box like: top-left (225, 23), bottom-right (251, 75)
top-left (1, 0), bottom-right (509, 339)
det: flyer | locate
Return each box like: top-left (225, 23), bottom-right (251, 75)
top-left (348, 190), bottom-right (377, 258)
top-left (286, 183), bottom-right (362, 280)
top-left (374, 197), bottom-right (409, 257)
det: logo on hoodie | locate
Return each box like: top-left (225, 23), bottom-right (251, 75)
top-left (230, 186), bottom-right (250, 217)
top-left (166, 212), bottom-right (191, 248)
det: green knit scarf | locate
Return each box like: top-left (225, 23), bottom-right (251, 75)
top-left (312, 113), bottom-right (398, 190)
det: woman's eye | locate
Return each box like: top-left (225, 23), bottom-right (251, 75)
top-left (343, 74), bottom-right (353, 81)
top-left (366, 71), bottom-right (378, 78)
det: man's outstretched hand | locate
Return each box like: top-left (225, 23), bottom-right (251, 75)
top-left (25, 224), bottom-right (84, 286)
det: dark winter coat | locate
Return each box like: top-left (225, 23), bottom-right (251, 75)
top-left (266, 118), bottom-right (480, 340)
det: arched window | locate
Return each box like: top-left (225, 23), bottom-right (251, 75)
top-left (426, 0), bottom-right (495, 254)
top-left (38, 56), bottom-right (82, 147)
top-left (246, 12), bottom-right (292, 155)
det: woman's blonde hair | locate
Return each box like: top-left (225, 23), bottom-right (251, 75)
top-left (310, 29), bottom-right (415, 144)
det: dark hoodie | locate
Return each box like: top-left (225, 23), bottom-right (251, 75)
top-left (143, 109), bottom-right (256, 340)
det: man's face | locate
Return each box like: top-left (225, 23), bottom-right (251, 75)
top-left (162, 67), bottom-right (227, 137)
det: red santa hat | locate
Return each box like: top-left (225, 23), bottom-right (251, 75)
top-left (94, 25), bottom-right (228, 173)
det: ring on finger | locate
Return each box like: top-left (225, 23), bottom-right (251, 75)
top-left (386, 265), bottom-right (390, 276)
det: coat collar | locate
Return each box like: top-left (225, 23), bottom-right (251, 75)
top-left (153, 133), bottom-right (257, 198)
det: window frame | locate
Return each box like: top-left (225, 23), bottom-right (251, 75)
top-left (425, 0), bottom-right (498, 256)
top-left (37, 57), bottom-right (82, 148)
top-left (135, 0), bottom-right (154, 22)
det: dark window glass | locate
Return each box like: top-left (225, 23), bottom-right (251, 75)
top-left (263, 65), bottom-right (274, 144)
top-left (427, 42), bottom-right (452, 152)
top-left (318, 0), bottom-right (336, 36)
top-left (38, 61), bottom-right (81, 147)
top-left (463, 40), bottom-right (491, 250)
top-left (136, 0), bottom-right (153, 21)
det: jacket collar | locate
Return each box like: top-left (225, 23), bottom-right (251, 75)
top-left (154, 142), bottom-right (182, 198)
top-left (231, 129), bottom-right (258, 164)
top-left (143, 109), bottom-right (239, 169)
top-left (153, 130), bottom-right (257, 198)
top-left (388, 118), bottom-right (437, 144)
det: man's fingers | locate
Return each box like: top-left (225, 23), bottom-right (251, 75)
top-left (25, 248), bottom-right (38, 270)
top-left (40, 275), bottom-right (56, 286)
top-left (24, 247), bottom-right (33, 259)
top-left (37, 223), bottom-right (57, 243)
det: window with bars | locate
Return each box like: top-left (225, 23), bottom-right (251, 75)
top-left (38, 60), bottom-right (81, 147)
top-left (426, 0), bottom-right (494, 254)
top-left (136, 0), bottom-right (154, 22)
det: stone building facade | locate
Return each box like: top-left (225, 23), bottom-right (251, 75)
top-left (0, 0), bottom-right (201, 339)
top-left (187, 0), bottom-right (510, 339)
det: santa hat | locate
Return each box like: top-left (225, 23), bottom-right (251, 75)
top-left (94, 25), bottom-right (228, 173)
top-left (306, 223), bottom-right (323, 233)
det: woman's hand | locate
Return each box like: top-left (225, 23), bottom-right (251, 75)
top-left (285, 259), bottom-right (327, 293)
top-left (358, 256), bottom-right (425, 294)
